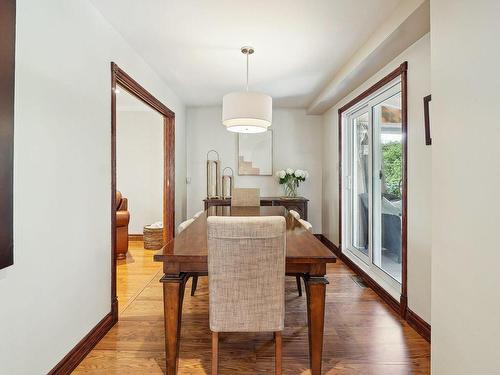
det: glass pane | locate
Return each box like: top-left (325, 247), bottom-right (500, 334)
top-left (351, 112), bottom-right (369, 258)
top-left (373, 93), bottom-right (402, 282)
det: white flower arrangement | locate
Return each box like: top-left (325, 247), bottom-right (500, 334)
top-left (275, 168), bottom-right (309, 197)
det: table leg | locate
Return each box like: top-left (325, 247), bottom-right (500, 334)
top-left (161, 273), bottom-right (188, 375)
top-left (305, 276), bottom-right (329, 375)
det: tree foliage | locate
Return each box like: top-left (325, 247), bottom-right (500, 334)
top-left (382, 142), bottom-right (402, 198)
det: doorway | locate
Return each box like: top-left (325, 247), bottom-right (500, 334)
top-left (344, 82), bottom-right (403, 284)
top-left (110, 63), bottom-right (175, 320)
top-left (339, 62), bottom-right (408, 314)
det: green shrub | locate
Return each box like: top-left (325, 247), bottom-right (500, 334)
top-left (382, 142), bottom-right (402, 198)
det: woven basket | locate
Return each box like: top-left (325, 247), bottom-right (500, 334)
top-left (143, 226), bottom-right (164, 250)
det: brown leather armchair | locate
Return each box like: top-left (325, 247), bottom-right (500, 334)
top-left (115, 191), bottom-right (130, 260)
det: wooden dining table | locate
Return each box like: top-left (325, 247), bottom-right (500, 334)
top-left (154, 205), bottom-right (337, 375)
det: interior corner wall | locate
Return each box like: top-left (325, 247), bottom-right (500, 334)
top-left (186, 107), bottom-right (323, 232)
top-left (431, 1), bottom-right (500, 373)
top-left (0, 0), bottom-right (186, 373)
top-left (116, 110), bottom-right (164, 234)
top-left (321, 33), bottom-right (431, 322)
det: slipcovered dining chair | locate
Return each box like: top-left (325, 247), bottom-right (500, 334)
top-left (289, 209), bottom-right (313, 233)
top-left (207, 216), bottom-right (286, 375)
top-left (299, 219), bottom-right (313, 233)
top-left (178, 217), bottom-right (202, 296)
top-left (177, 218), bottom-right (194, 235)
top-left (189, 210), bottom-right (204, 296)
top-left (193, 210), bottom-right (204, 219)
top-left (289, 209), bottom-right (301, 220)
top-left (231, 188), bottom-right (260, 206)
top-left (287, 209), bottom-right (313, 296)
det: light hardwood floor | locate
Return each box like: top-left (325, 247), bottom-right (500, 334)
top-left (116, 240), bottom-right (162, 314)
top-left (75, 247), bottom-right (430, 374)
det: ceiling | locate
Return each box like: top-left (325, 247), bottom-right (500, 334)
top-left (91, 0), bottom-right (402, 108)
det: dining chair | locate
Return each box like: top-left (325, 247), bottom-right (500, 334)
top-left (231, 188), bottom-right (260, 206)
top-left (189, 204), bottom-right (302, 298)
top-left (298, 219), bottom-right (313, 233)
top-left (193, 210), bottom-right (204, 219)
top-left (288, 209), bottom-right (313, 233)
top-left (188, 210), bottom-right (205, 295)
top-left (289, 209), bottom-right (301, 220)
top-left (178, 216), bottom-right (205, 296)
top-left (207, 216), bottom-right (286, 375)
top-left (177, 218), bottom-right (194, 235)
top-left (287, 209), bottom-right (309, 296)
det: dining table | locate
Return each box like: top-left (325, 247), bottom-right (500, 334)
top-left (154, 205), bottom-right (337, 375)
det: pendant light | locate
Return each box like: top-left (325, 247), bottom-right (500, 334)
top-left (222, 46), bottom-right (272, 133)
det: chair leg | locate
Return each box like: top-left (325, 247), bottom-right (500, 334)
top-left (212, 331), bottom-right (219, 375)
top-left (274, 331), bottom-right (282, 375)
top-left (191, 275), bottom-right (198, 296)
top-left (296, 275), bottom-right (302, 296)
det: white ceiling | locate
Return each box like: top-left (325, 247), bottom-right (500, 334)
top-left (91, 0), bottom-right (402, 108)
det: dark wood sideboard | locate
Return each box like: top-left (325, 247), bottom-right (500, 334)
top-left (203, 196), bottom-right (309, 220)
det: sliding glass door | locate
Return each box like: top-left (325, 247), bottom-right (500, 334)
top-left (347, 108), bottom-right (370, 264)
top-left (372, 86), bottom-right (403, 283)
top-left (343, 79), bottom-right (403, 294)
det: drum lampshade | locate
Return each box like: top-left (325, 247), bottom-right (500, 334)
top-left (222, 91), bottom-right (272, 133)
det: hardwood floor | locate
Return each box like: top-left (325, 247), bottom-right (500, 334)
top-left (75, 254), bottom-right (430, 374)
top-left (116, 240), bottom-right (162, 314)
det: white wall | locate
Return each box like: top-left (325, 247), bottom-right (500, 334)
top-left (186, 107), bottom-right (323, 231)
top-left (322, 34), bottom-right (431, 322)
top-left (116, 109), bottom-right (164, 234)
top-left (431, 2), bottom-right (500, 374)
top-left (0, 0), bottom-right (186, 373)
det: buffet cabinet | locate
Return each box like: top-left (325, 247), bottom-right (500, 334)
top-left (203, 196), bottom-right (309, 221)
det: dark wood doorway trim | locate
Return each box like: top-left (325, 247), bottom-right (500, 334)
top-left (48, 63), bottom-right (176, 375)
top-left (337, 61), bottom-right (408, 318)
top-left (111, 62), bottom-right (175, 320)
top-left (0, 0), bottom-right (15, 270)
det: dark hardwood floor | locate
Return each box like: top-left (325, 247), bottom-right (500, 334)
top-left (74, 259), bottom-right (430, 374)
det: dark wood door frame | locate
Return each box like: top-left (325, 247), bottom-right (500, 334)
top-left (47, 63), bottom-right (176, 375)
top-left (111, 62), bottom-right (175, 320)
top-left (338, 61), bottom-right (408, 318)
top-left (0, 0), bottom-right (15, 270)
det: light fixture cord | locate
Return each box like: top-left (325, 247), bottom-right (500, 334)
top-left (246, 51), bottom-right (249, 92)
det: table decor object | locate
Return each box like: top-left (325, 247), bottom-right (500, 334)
top-left (222, 167), bottom-right (234, 198)
top-left (276, 168), bottom-right (308, 198)
top-left (206, 150), bottom-right (221, 198)
top-left (143, 222), bottom-right (163, 250)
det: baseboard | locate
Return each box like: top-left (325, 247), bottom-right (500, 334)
top-left (111, 297), bottom-right (118, 323)
top-left (48, 302), bottom-right (117, 375)
top-left (128, 234), bottom-right (144, 241)
top-left (316, 234), bottom-right (430, 342)
top-left (315, 234), bottom-right (340, 255)
top-left (317, 234), bottom-right (400, 313)
top-left (406, 308), bottom-right (431, 342)
top-left (343, 250), bottom-right (400, 313)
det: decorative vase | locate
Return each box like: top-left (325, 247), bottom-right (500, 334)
top-left (206, 150), bottom-right (221, 198)
top-left (283, 180), bottom-right (298, 198)
top-left (222, 167), bottom-right (234, 198)
top-left (276, 168), bottom-right (308, 199)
